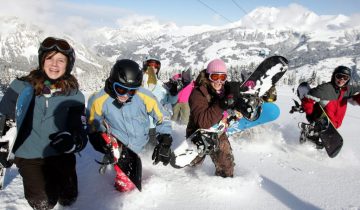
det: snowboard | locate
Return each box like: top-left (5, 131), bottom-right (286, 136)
top-left (0, 86), bottom-right (34, 190)
top-left (292, 82), bottom-right (343, 158)
top-left (226, 102), bottom-right (280, 135)
top-left (170, 102), bottom-right (280, 168)
top-left (95, 121), bottom-right (142, 192)
top-left (170, 56), bottom-right (288, 168)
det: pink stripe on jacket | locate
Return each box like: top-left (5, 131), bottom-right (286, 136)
top-left (177, 81), bottom-right (195, 103)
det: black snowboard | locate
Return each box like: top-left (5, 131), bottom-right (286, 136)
top-left (235, 55), bottom-right (288, 120)
top-left (294, 82), bottom-right (343, 158)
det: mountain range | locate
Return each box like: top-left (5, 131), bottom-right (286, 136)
top-left (1, 5), bottom-right (360, 91)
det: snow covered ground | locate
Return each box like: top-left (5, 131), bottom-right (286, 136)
top-left (1, 86), bottom-right (360, 210)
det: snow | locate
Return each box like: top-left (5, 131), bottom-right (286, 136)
top-left (1, 86), bottom-right (360, 210)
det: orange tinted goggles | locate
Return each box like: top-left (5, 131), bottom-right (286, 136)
top-left (146, 60), bottom-right (161, 69)
top-left (209, 73), bottom-right (227, 82)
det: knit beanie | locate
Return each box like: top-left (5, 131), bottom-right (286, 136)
top-left (206, 59), bottom-right (227, 74)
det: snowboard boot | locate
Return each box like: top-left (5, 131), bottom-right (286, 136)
top-left (299, 122), bottom-right (324, 149)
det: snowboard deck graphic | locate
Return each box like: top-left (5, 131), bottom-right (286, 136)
top-left (96, 121), bottom-right (142, 192)
top-left (226, 102), bottom-right (280, 135)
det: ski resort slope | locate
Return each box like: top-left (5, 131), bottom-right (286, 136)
top-left (1, 86), bottom-right (360, 210)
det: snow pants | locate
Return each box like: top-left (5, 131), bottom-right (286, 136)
top-left (172, 102), bottom-right (190, 125)
top-left (191, 134), bottom-right (235, 177)
top-left (14, 154), bottom-right (78, 210)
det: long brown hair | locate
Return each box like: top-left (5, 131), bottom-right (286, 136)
top-left (19, 51), bottom-right (79, 96)
top-left (195, 69), bottom-right (211, 88)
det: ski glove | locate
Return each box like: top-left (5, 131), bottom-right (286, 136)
top-left (49, 131), bottom-right (77, 154)
top-left (218, 94), bottom-right (235, 110)
top-left (0, 115), bottom-right (13, 137)
top-left (152, 134), bottom-right (173, 166)
top-left (89, 132), bottom-right (110, 154)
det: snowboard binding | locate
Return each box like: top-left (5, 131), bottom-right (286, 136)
top-left (236, 94), bottom-right (263, 121)
top-left (298, 122), bottom-right (324, 149)
top-left (191, 130), bottom-right (219, 156)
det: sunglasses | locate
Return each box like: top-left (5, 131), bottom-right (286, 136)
top-left (209, 73), bottom-right (227, 82)
top-left (113, 82), bottom-right (138, 97)
top-left (146, 60), bottom-right (161, 69)
top-left (40, 37), bottom-right (73, 54)
top-left (335, 73), bottom-right (350, 81)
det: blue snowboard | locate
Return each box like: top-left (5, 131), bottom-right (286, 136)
top-left (226, 102), bottom-right (280, 135)
top-left (1, 86), bottom-right (34, 190)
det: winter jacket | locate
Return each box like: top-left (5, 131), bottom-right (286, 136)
top-left (87, 87), bottom-right (172, 154)
top-left (186, 85), bottom-right (224, 137)
top-left (142, 75), bottom-right (177, 129)
top-left (177, 81), bottom-right (195, 103)
top-left (0, 79), bottom-right (86, 158)
top-left (302, 82), bottom-right (360, 128)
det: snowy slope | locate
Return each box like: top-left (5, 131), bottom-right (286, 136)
top-left (1, 86), bottom-right (360, 210)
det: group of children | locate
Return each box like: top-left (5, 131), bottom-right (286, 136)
top-left (1, 36), bottom-right (360, 210)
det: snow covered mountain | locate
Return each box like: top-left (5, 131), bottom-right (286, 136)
top-left (1, 5), bottom-right (360, 91)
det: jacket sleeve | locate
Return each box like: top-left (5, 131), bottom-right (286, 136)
top-left (189, 88), bottom-right (223, 129)
top-left (86, 92), bottom-right (108, 134)
top-left (301, 97), bottom-right (315, 115)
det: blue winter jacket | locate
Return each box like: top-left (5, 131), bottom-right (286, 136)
top-left (143, 80), bottom-right (177, 129)
top-left (0, 79), bottom-right (86, 158)
top-left (87, 87), bottom-right (172, 154)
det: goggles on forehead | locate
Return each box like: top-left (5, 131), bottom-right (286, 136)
top-left (209, 73), bottom-right (227, 82)
top-left (41, 37), bottom-right (73, 53)
top-left (113, 82), bottom-right (138, 97)
top-left (335, 73), bottom-right (350, 81)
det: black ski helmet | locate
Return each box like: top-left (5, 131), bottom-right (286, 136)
top-left (109, 59), bottom-right (143, 88)
top-left (38, 37), bottom-right (76, 75)
top-left (331, 66), bottom-right (351, 85)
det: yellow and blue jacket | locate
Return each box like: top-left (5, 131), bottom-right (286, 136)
top-left (87, 87), bottom-right (172, 153)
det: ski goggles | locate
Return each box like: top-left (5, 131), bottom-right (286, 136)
top-left (209, 73), bottom-right (227, 82)
top-left (335, 73), bottom-right (350, 81)
top-left (113, 82), bottom-right (138, 97)
top-left (145, 60), bottom-right (161, 69)
top-left (40, 37), bottom-right (73, 53)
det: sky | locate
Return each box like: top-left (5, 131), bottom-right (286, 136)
top-left (1, 0), bottom-right (360, 28)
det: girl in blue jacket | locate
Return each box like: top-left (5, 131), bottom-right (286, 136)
top-left (0, 37), bottom-right (87, 209)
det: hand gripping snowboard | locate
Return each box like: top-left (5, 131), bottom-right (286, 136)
top-left (291, 82), bottom-right (343, 158)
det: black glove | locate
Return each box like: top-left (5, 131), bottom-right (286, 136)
top-left (89, 132), bottom-right (112, 154)
top-left (0, 115), bottom-right (12, 137)
top-left (152, 134), bottom-right (172, 166)
top-left (49, 131), bottom-right (76, 153)
top-left (165, 79), bottom-right (183, 96)
top-left (218, 94), bottom-right (235, 110)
